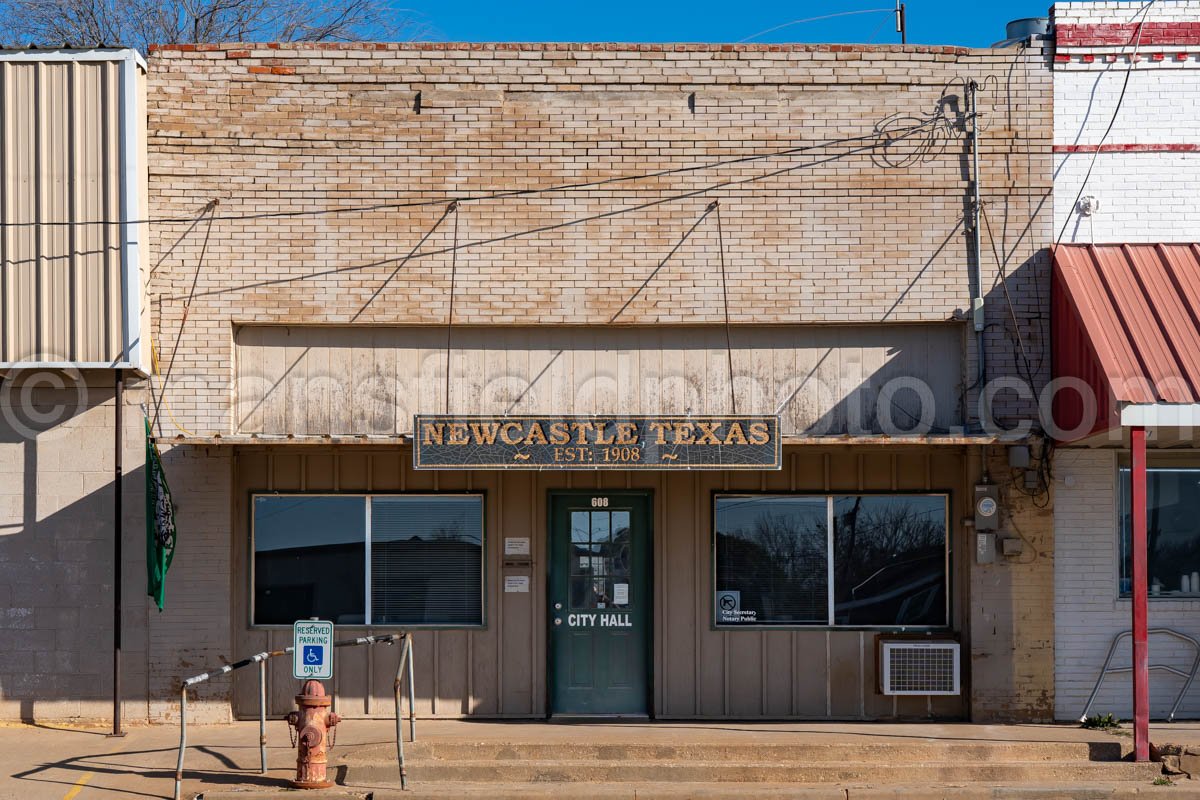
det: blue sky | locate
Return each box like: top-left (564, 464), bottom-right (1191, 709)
top-left (403, 1), bottom-right (1054, 48)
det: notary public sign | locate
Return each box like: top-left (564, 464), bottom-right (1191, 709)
top-left (413, 415), bottom-right (781, 470)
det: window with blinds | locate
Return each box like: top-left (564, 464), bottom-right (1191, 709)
top-left (251, 493), bottom-right (484, 627)
top-left (371, 496), bottom-right (484, 626)
top-left (714, 496), bottom-right (828, 625)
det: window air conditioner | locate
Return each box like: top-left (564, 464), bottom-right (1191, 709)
top-left (880, 640), bottom-right (960, 696)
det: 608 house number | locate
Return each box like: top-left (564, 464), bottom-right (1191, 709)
top-left (591, 497), bottom-right (609, 508)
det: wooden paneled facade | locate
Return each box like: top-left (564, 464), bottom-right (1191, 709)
top-left (233, 324), bottom-right (964, 437)
top-left (231, 444), bottom-right (974, 721)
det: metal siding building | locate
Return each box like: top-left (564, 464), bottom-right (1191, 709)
top-left (0, 49), bottom-right (146, 370)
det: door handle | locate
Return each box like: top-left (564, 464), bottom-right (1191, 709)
top-left (554, 617), bottom-right (563, 626)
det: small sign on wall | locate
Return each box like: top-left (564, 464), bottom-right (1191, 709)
top-left (504, 575), bottom-right (530, 593)
top-left (504, 537), bottom-right (531, 556)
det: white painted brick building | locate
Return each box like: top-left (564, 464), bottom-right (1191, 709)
top-left (1052, 1), bottom-right (1200, 722)
top-left (1054, 0), bottom-right (1200, 243)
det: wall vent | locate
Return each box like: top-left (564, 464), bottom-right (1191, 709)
top-left (880, 640), bottom-right (960, 695)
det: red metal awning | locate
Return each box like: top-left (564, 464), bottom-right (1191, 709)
top-left (1052, 244), bottom-right (1200, 442)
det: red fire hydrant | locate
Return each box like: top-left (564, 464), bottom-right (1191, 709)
top-left (286, 679), bottom-right (340, 789)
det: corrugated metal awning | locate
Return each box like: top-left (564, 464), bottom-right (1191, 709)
top-left (1052, 244), bottom-right (1200, 441)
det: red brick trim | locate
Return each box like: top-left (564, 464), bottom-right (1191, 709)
top-left (1054, 143), bottom-right (1200, 153)
top-left (1057, 22), bottom-right (1200, 47)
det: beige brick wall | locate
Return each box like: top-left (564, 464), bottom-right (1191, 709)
top-left (146, 42), bottom-right (1052, 436)
top-left (0, 43), bottom-right (1057, 724)
top-left (969, 446), bottom-right (1056, 722)
top-left (0, 41), bottom-right (1044, 724)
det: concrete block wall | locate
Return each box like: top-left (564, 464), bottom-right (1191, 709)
top-left (0, 377), bottom-right (233, 724)
top-left (1053, 1), bottom-right (1200, 242)
top-left (1053, 448), bottom-right (1200, 720)
top-left (146, 42), bottom-right (1053, 437)
top-left (0, 379), bottom-right (149, 722)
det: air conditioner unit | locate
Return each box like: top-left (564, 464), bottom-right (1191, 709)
top-left (880, 640), bottom-right (960, 696)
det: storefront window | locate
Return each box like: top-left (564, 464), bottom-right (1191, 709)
top-left (253, 496), bottom-right (367, 625)
top-left (1119, 467), bottom-right (1200, 598)
top-left (714, 494), bottom-right (949, 628)
top-left (252, 493), bottom-right (484, 626)
top-left (715, 496), bottom-right (828, 625)
top-left (832, 496), bottom-right (947, 626)
top-left (371, 496), bottom-right (484, 625)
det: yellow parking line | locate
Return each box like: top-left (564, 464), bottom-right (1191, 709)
top-left (62, 772), bottom-right (94, 800)
top-left (60, 731), bottom-right (130, 800)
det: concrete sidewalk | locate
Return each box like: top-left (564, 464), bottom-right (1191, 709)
top-left (1, 719), bottom-right (1198, 800)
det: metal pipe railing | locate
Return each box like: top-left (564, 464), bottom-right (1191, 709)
top-left (173, 632), bottom-right (415, 800)
top-left (1079, 627), bottom-right (1200, 723)
top-left (258, 658), bottom-right (268, 774)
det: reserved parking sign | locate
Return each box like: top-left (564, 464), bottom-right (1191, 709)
top-left (293, 620), bottom-right (334, 680)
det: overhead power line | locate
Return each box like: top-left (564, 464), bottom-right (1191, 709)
top-left (1055, 0), bottom-right (1158, 247)
top-left (0, 120), bottom-right (942, 229)
top-left (169, 120), bottom-right (947, 302)
top-left (738, 9), bottom-right (894, 43)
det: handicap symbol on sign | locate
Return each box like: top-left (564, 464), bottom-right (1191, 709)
top-left (303, 645), bottom-right (323, 665)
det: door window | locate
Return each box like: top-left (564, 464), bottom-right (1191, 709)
top-left (569, 509), bottom-right (632, 610)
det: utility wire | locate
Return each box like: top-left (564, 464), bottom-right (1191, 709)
top-left (0, 122), bottom-right (939, 229)
top-left (151, 201), bottom-right (217, 436)
top-left (444, 201), bottom-right (460, 414)
top-left (980, 202), bottom-right (1036, 388)
top-left (351, 203), bottom-right (454, 321)
top-left (167, 119), bottom-right (944, 302)
top-left (1054, 0), bottom-right (1157, 247)
top-left (711, 200), bottom-right (738, 415)
top-left (738, 9), bottom-right (893, 43)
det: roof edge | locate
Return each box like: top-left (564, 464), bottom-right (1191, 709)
top-left (147, 41), bottom-right (973, 56)
top-left (0, 47), bottom-right (147, 70)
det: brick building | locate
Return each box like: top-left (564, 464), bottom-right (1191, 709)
top-left (1050, 0), bottom-right (1200, 733)
top-left (2, 35), bottom-right (1056, 723)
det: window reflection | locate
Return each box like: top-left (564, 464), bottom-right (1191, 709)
top-left (832, 496), bottom-right (947, 626)
top-left (1120, 467), bottom-right (1200, 598)
top-left (715, 496), bottom-right (828, 624)
top-left (253, 496), bottom-right (366, 625)
top-left (252, 494), bottom-right (485, 627)
top-left (714, 494), bottom-right (949, 628)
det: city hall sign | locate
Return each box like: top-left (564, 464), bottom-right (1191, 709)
top-left (413, 415), bottom-right (781, 470)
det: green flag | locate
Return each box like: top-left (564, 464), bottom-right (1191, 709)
top-left (145, 417), bottom-right (177, 611)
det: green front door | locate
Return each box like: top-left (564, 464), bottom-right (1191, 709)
top-left (549, 491), bottom-right (652, 716)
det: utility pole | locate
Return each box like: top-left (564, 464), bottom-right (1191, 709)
top-left (896, 1), bottom-right (907, 44)
top-left (109, 372), bottom-right (126, 738)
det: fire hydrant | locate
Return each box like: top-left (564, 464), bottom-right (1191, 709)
top-left (286, 679), bottom-right (340, 789)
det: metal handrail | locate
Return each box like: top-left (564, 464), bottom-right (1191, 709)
top-left (173, 632), bottom-right (416, 800)
top-left (1079, 627), bottom-right (1200, 723)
